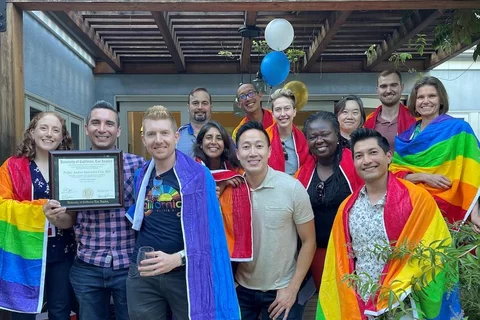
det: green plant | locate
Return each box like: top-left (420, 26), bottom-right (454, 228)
top-left (218, 40), bottom-right (306, 69)
top-left (434, 10), bottom-right (480, 62)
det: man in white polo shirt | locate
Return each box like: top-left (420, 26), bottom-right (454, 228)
top-left (234, 121), bottom-right (316, 320)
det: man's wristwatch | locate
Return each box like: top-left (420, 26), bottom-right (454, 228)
top-left (178, 250), bottom-right (186, 266)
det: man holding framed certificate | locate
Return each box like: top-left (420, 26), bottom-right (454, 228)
top-left (69, 101), bottom-right (144, 320)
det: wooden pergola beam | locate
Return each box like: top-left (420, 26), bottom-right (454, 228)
top-left (9, 0), bottom-right (480, 11)
top-left (366, 9), bottom-right (443, 70)
top-left (0, 3), bottom-right (24, 163)
top-left (240, 11), bottom-right (257, 73)
top-left (151, 11), bottom-right (185, 72)
top-left (426, 39), bottom-right (480, 70)
top-left (50, 11), bottom-right (122, 71)
top-left (93, 59), bottom-right (426, 74)
top-left (303, 10), bottom-right (351, 72)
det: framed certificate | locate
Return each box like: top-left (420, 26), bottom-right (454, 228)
top-left (49, 150), bottom-right (124, 210)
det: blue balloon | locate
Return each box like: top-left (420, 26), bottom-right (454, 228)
top-left (260, 51), bottom-right (290, 86)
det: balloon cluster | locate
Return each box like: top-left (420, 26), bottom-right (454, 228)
top-left (260, 19), bottom-right (294, 86)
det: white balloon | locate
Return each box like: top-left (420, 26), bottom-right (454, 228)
top-left (265, 18), bottom-right (294, 51)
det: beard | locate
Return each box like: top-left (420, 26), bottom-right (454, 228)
top-left (193, 113), bottom-right (207, 123)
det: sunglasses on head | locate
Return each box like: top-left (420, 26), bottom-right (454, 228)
top-left (281, 141), bottom-right (288, 161)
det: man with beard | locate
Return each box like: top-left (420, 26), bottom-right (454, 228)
top-left (232, 83), bottom-right (275, 142)
top-left (364, 70), bottom-right (416, 150)
top-left (176, 87), bottom-right (212, 157)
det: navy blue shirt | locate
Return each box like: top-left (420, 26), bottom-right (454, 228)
top-left (133, 168), bottom-right (184, 260)
top-left (30, 161), bottom-right (76, 263)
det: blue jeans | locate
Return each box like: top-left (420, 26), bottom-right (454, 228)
top-left (236, 284), bottom-right (305, 320)
top-left (11, 259), bottom-right (75, 320)
top-left (70, 257), bottom-right (129, 320)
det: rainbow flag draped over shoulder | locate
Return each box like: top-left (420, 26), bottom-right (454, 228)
top-left (211, 169), bottom-right (253, 261)
top-left (317, 173), bottom-right (461, 320)
top-left (391, 114), bottom-right (480, 223)
top-left (232, 109), bottom-right (275, 142)
top-left (0, 157), bottom-right (48, 313)
top-left (266, 124), bottom-right (309, 173)
top-left (127, 151), bottom-right (240, 319)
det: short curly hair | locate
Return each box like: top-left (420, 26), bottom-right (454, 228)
top-left (16, 111), bottom-right (74, 160)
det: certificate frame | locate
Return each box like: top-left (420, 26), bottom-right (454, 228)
top-left (49, 150), bottom-right (124, 210)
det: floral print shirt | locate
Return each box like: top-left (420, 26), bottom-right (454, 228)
top-left (349, 186), bottom-right (389, 302)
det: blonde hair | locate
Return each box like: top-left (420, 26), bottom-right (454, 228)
top-left (142, 105), bottom-right (178, 132)
top-left (270, 88), bottom-right (296, 109)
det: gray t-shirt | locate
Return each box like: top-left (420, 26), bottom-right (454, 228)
top-left (282, 136), bottom-right (299, 176)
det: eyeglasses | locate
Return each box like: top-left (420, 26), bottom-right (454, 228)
top-left (238, 91), bottom-right (257, 101)
top-left (316, 181), bottom-right (325, 203)
top-left (281, 141), bottom-right (288, 161)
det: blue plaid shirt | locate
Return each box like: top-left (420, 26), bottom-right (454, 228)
top-left (74, 152), bottom-right (145, 270)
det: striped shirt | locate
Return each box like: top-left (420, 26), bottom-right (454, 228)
top-left (74, 152), bottom-right (144, 270)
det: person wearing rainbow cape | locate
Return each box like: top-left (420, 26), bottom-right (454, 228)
top-left (316, 128), bottom-right (461, 320)
top-left (390, 76), bottom-right (480, 228)
top-left (125, 106), bottom-right (240, 320)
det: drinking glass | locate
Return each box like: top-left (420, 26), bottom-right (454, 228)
top-left (137, 246), bottom-right (154, 266)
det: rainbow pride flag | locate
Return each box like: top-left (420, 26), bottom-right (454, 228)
top-left (0, 157), bottom-right (48, 313)
top-left (317, 174), bottom-right (461, 319)
top-left (211, 169), bottom-right (253, 262)
top-left (391, 114), bottom-right (480, 223)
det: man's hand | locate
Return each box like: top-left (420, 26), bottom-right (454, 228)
top-left (420, 173), bottom-right (451, 189)
top-left (43, 200), bottom-right (66, 226)
top-left (267, 287), bottom-right (298, 320)
top-left (138, 251), bottom-right (181, 276)
top-left (217, 177), bottom-right (245, 196)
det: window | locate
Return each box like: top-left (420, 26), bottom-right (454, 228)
top-left (25, 93), bottom-right (86, 150)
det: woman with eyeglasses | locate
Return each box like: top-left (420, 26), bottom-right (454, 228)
top-left (295, 111), bottom-right (363, 289)
top-left (334, 95), bottom-right (366, 149)
top-left (193, 121), bottom-right (253, 261)
top-left (266, 88), bottom-right (309, 175)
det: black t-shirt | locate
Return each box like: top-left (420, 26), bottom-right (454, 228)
top-left (307, 170), bottom-right (351, 248)
top-left (133, 168), bottom-right (184, 260)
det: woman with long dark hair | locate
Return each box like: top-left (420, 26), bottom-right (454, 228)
top-left (193, 121), bottom-right (252, 261)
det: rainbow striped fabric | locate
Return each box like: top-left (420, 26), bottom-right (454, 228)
top-left (211, 169), bottom-right (253, 262)
top-left (0, 157), bottom-right (48, 313)
top-left (391, 114), bottom-right (480, 222)
top-left (317, 174), bottom-right (461, 320)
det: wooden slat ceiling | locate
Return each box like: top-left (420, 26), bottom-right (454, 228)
top-left (47, 8), bottom-right (475, 74)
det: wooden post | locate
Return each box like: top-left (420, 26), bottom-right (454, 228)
top-left (0, 3), bottom-right (24, 164)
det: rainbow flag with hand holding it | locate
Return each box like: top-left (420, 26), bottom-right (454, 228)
top-left (390, 114), bottom-right (480, 223)
top-left (317, 174), bottom-right (461, 320)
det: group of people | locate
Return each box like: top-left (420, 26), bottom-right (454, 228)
top-left (0, 70), bottom-right (479, 320)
